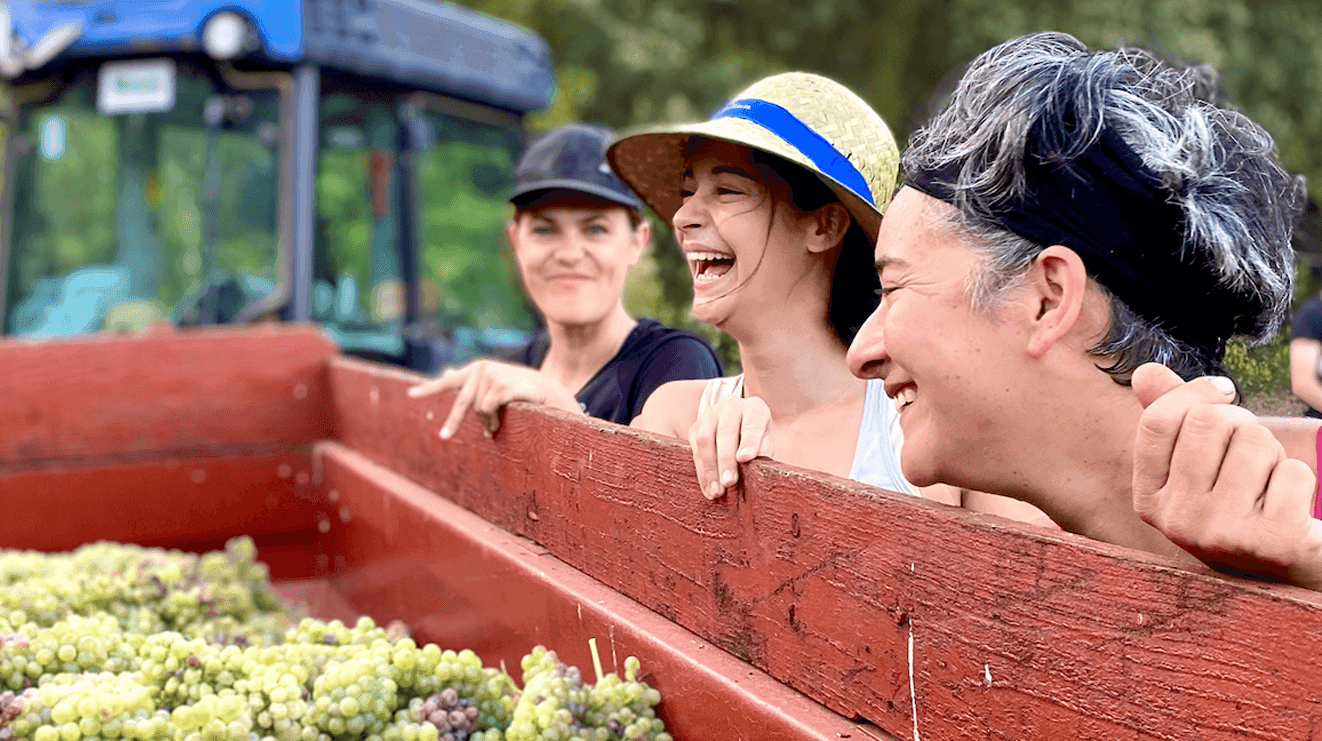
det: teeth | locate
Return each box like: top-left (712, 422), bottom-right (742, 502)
top-left (893, 387), bottom-right (917, 412)
top-left (686, 251), bottom-right (733, 263)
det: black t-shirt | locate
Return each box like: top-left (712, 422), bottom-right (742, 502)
top-left (510, 319), bottom-right (723, 425)
top-left (1291, 296), bottom-right (1322, 417)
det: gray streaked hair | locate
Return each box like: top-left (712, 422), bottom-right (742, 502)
top-left (905, 31), bottom-right (1304, 382)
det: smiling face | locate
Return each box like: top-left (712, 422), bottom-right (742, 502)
top-left (508, 193), bottom-right (647, 329)
top-left (846, 187), bottom-right (1027, 487)
top-left (671, 139), bottom-right (821, 332)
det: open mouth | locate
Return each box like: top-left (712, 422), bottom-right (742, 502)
top-left (686, 251), bottom-right (736, 284)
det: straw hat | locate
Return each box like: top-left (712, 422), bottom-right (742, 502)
top-left (606, 72), bottom-right (899, 241)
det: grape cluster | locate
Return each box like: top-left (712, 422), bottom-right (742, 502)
top-left (0, 539), bottom-right (670, 741)
top-left (0, 688), bottom-right (33, 740)
top-left (502, 649), bottom-right (670, 741)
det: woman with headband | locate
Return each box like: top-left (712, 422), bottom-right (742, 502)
top-left (846, 32), bottom-right (1322, 588)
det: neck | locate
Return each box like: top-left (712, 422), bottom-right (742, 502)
top-left (540, 306), bottom-right (637, 392)
top-left (985, 371), bottom-right (1190, 562)
top-left (734, 315), bottom-right (863, 419)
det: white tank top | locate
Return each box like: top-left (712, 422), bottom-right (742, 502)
top-left (696, 375), bottom-right (919, 496)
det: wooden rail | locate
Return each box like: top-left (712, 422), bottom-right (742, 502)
top-left (0, 325), bottom-right (335, 466)
top-left (334, 356), bottom-right (1322, 741)
top-left (5, 326), bottom-right (1321, 740)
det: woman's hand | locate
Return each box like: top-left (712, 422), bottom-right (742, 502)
top-left (1131, 363), bottom-right (1322, 590)
top-left (688, 395), bottom-right (775, 499)
top-left (408, 360), bottom-right (582, 439)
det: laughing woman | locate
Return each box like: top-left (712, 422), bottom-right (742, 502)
top-left (610, 72), bottom-right (1044, 523)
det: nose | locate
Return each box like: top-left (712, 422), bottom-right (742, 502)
top-left (846, 305), bottom-right (889, 380)
top-left (552, 232), bottom-right (587, 264)
top-left (672, 191), bottom-right (706, 235)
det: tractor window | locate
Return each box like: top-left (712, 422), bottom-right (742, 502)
top-left (411, 106), bottom-right (533, 366)
top-left (313, 91), bottom-right (406, 358)
top-left (3, 63), bottom-right (281, 336)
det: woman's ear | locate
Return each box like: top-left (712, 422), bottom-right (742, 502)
top-left (627, 219), bottom-right (651, 267)
top-left (1023, 245), bottom-right (1091, 358)
top-left (805, 203), bottom-right (851, 254)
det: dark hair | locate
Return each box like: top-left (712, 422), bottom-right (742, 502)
top-left (750, 151), bottom-right (880, 345)
top-left (513, 188), bottom-right (644, 230)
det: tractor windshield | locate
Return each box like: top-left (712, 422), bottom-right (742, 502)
top-left (3, 60), bottom-right (282, 335)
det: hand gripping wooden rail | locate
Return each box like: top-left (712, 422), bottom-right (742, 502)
top-left (2, 325), bottom-right (1320, 740)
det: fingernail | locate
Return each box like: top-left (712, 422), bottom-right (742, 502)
top-left (720, 469), bottom-right (736, 485)
top-left (1211, 376), bottom-right (1235, 397)
top-left (708, 481), bottom-right (722, 497)
top-left (736, 447), bottom-right (754, 460)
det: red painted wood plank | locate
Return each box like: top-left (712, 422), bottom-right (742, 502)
top-left (0, 325), bottom-right (336, 465)
top-left (315, 441), bottom-right (888, 741)
top-left (330, 356), bottom-right (1322, 741)
top-left (0, 451), bottom-right (332, 579)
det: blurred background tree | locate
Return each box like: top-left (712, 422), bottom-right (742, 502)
top-left (460, 0), bottom-right (1322, 403)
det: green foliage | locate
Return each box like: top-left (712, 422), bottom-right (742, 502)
top-left (459, 0), bottom-right (1322, 378)
top-left (1225, 334), bottom-right (1292, 397)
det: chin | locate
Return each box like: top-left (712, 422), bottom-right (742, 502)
top-left (689, 297), bottom-right (732, 329)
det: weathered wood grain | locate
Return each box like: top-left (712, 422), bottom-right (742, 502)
top-left (315, 441), bottom-right (889, 741)
top-left (0, 325), bottom-right (336, 465)
top-left (331, 356), bottom-right (1322, 741)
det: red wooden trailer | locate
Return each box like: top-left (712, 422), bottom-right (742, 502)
top-left (2, 325), bottom-right (1320, 740)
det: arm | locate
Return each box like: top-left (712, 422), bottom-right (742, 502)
top-left (629, 379), bottom-right (705, 437)
top-left (1131, 363), bottom-right (1322, 591)
top-left (408, 359), bottom-right (582, 438)
top-left (960, 489), bottom-right (1058, 528)
top-left (1290, 338), bottom-right (1322, 412)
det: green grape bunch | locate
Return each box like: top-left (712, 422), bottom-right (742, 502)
top-left (0, 538), bottom-right (671, 741)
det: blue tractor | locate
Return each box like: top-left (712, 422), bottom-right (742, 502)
top-left (0, 0), bottom-right (555, 370)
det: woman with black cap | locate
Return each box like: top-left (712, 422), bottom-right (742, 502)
top-left (409, 123), bottom-right (721, 433)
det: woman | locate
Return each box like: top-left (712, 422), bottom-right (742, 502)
top-left (846, 32), bottom-right (1321, 589)
top-left (409, 123), bottom-right (722, 434)
top-left (609, 72), bottom-right (1048, 524)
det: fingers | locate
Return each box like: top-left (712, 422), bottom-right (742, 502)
top-left (1132, 373), bottom-right (1239, 506)
top-left (713, 405), bottom-right (743, 493)
top-left (689, 397), bottom-right (775, 500)
top-left (407, 368), bottom-right (464, 398)
top-left (1165, 403), bottom-right (1262, 506)
top-left (735, 397), bottom-right (773, 462)
top-left (439, 369), bottom-right (482, 440)
top-left (688, 412), bottom-right (722, 500)
top-left (1260, 457), bottom-right (1316, 524)
top-left (1130, 362), bottom-right (1186, 409)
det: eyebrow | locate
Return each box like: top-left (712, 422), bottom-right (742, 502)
top-left (874, 256), bottom-right (910, 272)
top-left (712, 165), bottom-right (758, 180)
top-left (681, 165), bottom-right (759, 181)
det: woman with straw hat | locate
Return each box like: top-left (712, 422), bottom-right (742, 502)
top-left (612, 71), bottom-right (1048, 523)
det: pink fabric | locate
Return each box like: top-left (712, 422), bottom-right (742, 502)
top-left (1315, 425), bottom-right (1322, 520)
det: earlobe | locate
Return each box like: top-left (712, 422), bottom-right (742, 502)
top-left (626, 220), bottom-right (650, 267)
top-left (1024, 245), bottom-right (1089, 358)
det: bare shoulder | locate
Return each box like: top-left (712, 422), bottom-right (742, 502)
top-left (630, 378), bottom-right (709, 437)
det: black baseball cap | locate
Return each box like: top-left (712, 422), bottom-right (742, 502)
top-left (510, 123), bottom-right (644, 211)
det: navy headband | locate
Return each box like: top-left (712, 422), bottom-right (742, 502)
top-left (713, 98), bottom-right (874, 207)
top-left (906, 126), bottom-right (1239, 360)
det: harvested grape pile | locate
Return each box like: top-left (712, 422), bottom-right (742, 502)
top-left (0, 538), bottom-right (669, 741)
